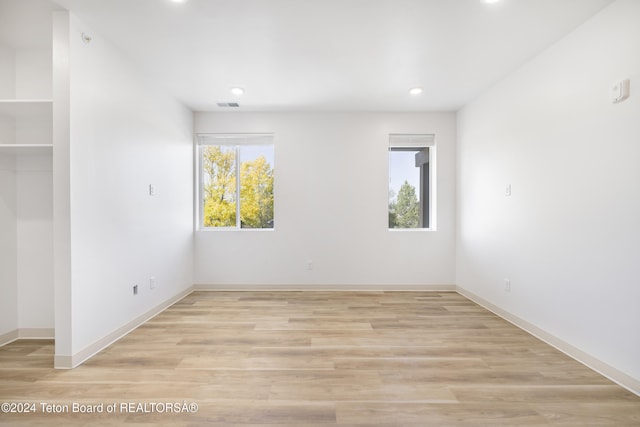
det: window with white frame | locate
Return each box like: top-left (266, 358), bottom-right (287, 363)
top-left (198, 134), bottom-right (274, 229)
top-left (388, 134), bottom-right (435, 229)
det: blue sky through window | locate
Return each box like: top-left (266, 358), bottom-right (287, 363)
top-left (389, 149), bottom-right (420, 202)
top-left (241, 145), bottom-right (274, 167)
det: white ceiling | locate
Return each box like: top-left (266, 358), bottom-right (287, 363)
top-left (50, 0), bottom-right (614, 112)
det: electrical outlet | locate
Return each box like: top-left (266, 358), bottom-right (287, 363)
top-left (306, 260), bottom-right (313, 270)
top-left (150, 277), bottom-right (156, 290)
top-left (133, 284), bottom-right (138, 295)
top-left (504, 279), bottom-right (511, 292)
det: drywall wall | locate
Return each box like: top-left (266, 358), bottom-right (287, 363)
top-left (0, 48), bottom-right (51, 99)
top-left (457, 0), bottom-right (640, 388)
top-left (194, 112), bottom-right (456, 287)
top-left (59, 14), bottom-right (194, 359)
top-left (0, 155), bottom-right (17, 337)
top-left (0, 46), bottom-right (15, 97)
top-left (52, 9), bottom-right (71, 364)
top-left (16, 154), bottom-right (53, 330)
top-left (14, 49), bottom-right (51, 99)
top-left (0, 154), bottom-right (53, 337)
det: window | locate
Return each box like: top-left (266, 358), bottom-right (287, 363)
top-left (198, 134), bottom-right (274, 229)
top-left (388, 134), bottom-right (435, 229)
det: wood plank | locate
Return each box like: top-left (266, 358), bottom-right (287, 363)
top-left (1, 290), bottom-right (639, 426)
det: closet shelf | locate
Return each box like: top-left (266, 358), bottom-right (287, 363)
top-left (0, 144), bottom-right (53, 155)
top-left (0, 99), bottom-right (53, 118)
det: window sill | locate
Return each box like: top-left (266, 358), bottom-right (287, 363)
top-left (388, 228), bottom-right (436, 232)
top-left (197, 228), bottom-right (275, 232)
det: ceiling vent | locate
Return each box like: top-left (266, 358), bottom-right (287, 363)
top-left (217, 102), bottom-right (240, 108)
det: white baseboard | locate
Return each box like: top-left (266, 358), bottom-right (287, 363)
top-left (0, 329), bottom-right (19, 347)
top-left (19, 328), bottom-right (55, 339)
top-left (456, 286), bottom-right (640, 397)
top-left (194, 283), bottom-right (456, 292)
top-left (54, 286), bottom-right (194, 369)
top-left (0, 328), bottom-right (55, 347)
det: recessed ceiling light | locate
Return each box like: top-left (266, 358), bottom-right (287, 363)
top-left (409, 87), bottom-right (423, 96)
top-left (171, 0), bottom-right (187, 3)
top-left (231, 87), bottom-right (245, 96)
top-left (483, 0), bottom-right (501, 4)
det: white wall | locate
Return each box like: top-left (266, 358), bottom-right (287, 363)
top-left (0, 155), bottom-right (17, 336)
top-left (195, 112), bottom-right (456, 287)
top-left (15, 49), bottom-right (51, 99)
top-left (0, 154), bottom-right (52, 337)
top-left (53, 10), bottom-right (72, 360)
top-left (0, 46), bottom-right (15, 98)
top-left (0, 47), bottom-right (51, 99)
top-left (62, 15), bottom-right (194, 357)
top-left (16, 154), bottom-right (53, 330)
top-left (457, 0), bottom-right (640, 389)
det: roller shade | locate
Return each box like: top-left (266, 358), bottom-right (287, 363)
top-left (389, 134), bottom-right (435, 147)
top-left (198, 133), bottom-right (273, 146)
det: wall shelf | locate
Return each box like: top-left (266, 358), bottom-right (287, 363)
top-left (0, 99), bottom-right (53, 118)
top-left (0, 144), bottom-right (52, 155)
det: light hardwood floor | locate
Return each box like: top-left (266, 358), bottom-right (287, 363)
top-left (1, 291), bottom-right (639, 426)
